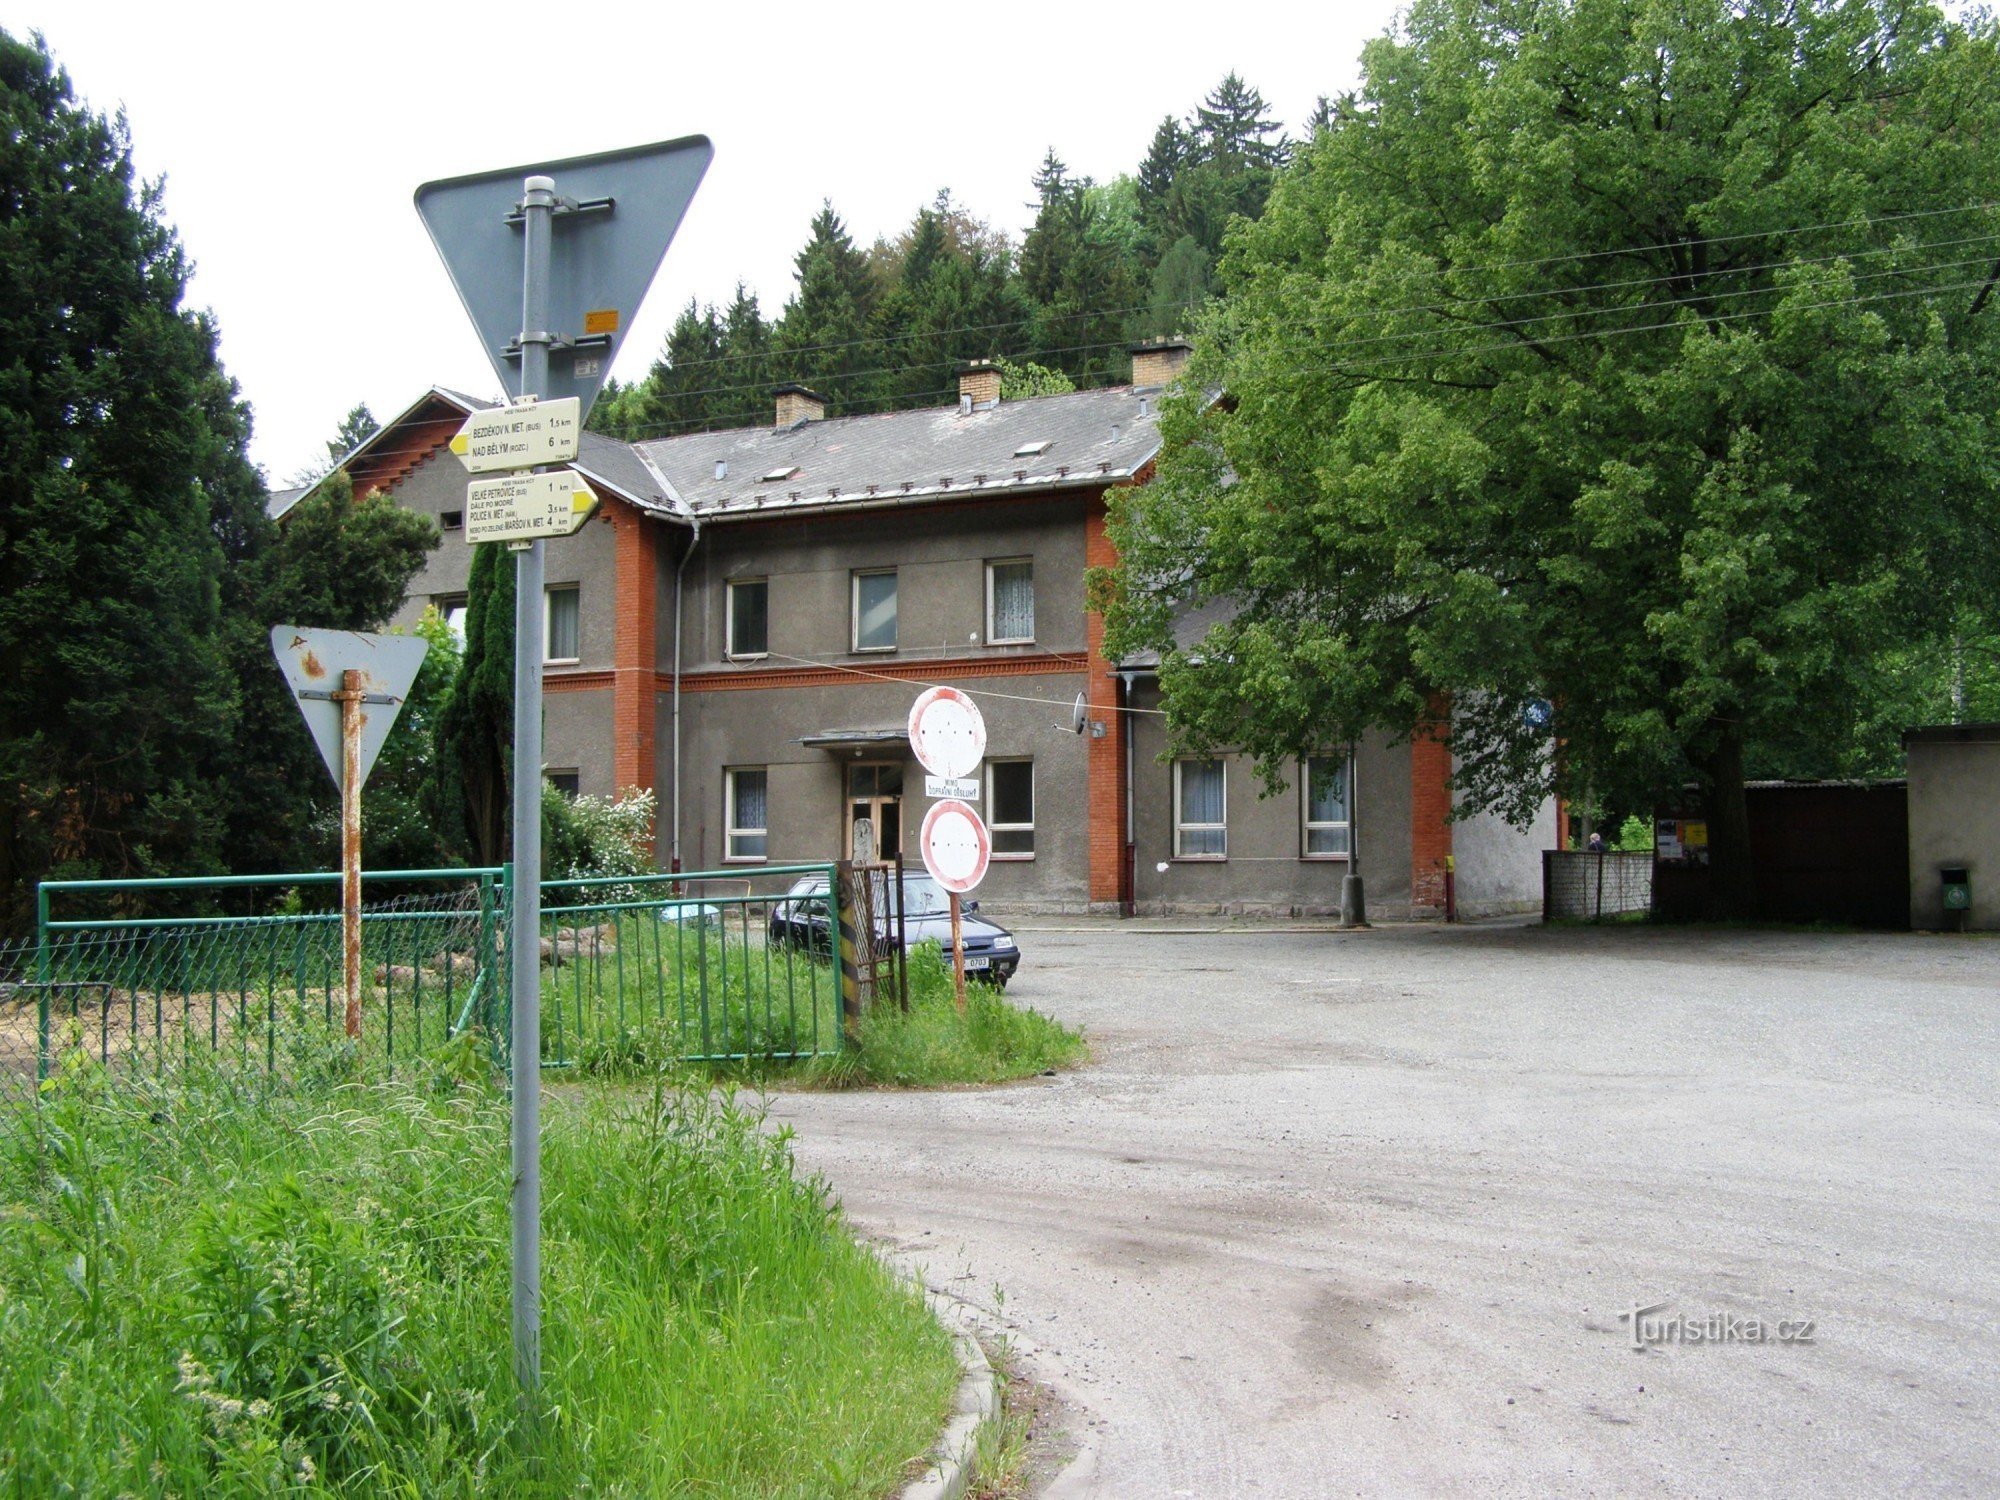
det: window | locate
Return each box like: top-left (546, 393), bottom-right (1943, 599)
top-left (435, 594), bottom-right (468, 646)
top-left (1174, 758), bottom-right (1227, 858)
top-left (988, 759), bottom-right (1034, 856)
top-left (727, 577), bottom-right (768, 657)
top-left (852, 569), bottom-right (897, 652)
top-left (986, 559), bottom-right (1034, 644)
top-left (440, 509), bottom-right (464, 531)
top-left (545, 586), bottom-right (579, 663)
top-left (726, 768), bottom-right (768, 861)
top-left (545, 769), bottom-right (580, 798)
top-left (1302, 754), bottom-right (1352, 858)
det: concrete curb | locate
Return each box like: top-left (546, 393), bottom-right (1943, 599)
top-left (896, 1290), bottom-right (1002, 1500)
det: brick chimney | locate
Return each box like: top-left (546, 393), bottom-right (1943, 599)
top-left (958, 359), bottom-right (1002, 411)
top-left (1130, 337), bottom-right (1193, 389)
top-left (774, 383), bottom-right (825, 427)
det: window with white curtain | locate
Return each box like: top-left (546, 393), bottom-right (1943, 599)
top-left (1302, 754), bottom-right (1353, 858)
top-left (852, 569), bottom-right (897, 652)
top-left (1174, 758), bottom-right (1227, 858)
top-left (726, 768), bottom-right (768, 861)
top-left (544, 586), bottom-right (580, 663)
top-left (986, 559), bottom-right (1034, 643)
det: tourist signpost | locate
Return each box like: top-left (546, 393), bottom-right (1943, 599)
top-left (415, 135), bottom-right (711, 1394)
top-left (909, 687), bottom-right (990, 1010)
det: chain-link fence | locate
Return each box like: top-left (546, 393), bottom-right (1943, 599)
top-left (1542, 850), bottom-right (1654, 921)
top-left (2, 862), bottom-right (850, 1104)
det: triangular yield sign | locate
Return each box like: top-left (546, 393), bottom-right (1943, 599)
top-left (414, 136), bottom-right (713, 419)
top-left (270, 626), bottom-right (432, 793)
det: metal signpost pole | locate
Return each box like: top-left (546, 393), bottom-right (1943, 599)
top-left (948, 892), bottom-right (967, 1014)
top-left (509, 172), bottom-right (555, 1397)
top-left (338, 669), bottom-right (364, 1037)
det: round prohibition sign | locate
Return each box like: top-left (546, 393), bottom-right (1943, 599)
top-left (907, 685), bottom-right (987, 780)
top-left (919, 799), bottom-right (991, 894)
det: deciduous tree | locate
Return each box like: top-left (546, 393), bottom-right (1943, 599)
top-left (1107, 0), bottom-right (2000, 917)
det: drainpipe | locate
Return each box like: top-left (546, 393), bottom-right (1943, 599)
top-left (635, 445), bottom-right (701, 874)
top-left (671, 516), bottom-right (702, 872)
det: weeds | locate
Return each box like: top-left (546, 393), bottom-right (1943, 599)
top-left (0, 1052), bottom-right (956, 1496)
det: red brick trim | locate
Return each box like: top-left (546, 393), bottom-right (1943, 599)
top-left (545, 671), bottom-right (614, 693)
top-left (669, 652), bottom-right (1086, 694)
top-left (610, 501), bottom-right (659, 796)
top-left (1410, 692), bottom-right (1453, 915)
top-left (1085, 502), bottom-right (1128, 906)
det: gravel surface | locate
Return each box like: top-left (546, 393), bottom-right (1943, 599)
top-left (770, 921), bottom-right (2000, 1498)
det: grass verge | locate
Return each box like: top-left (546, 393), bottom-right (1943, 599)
top-left (790, 943), bottom-right (1088, 1089)
top-left (0, 1052), bottom-right (956, 1496)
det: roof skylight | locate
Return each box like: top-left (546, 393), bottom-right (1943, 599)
top-left (1012, 440), bottom-right (1051, 458)
top-left (761, 464), bottom-right (801, 483)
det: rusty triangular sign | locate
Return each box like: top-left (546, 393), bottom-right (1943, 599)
top-left (270, 626), bottom-right (431, 792)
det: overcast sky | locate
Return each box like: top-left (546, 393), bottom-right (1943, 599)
top-left (13, 0), bottom-right (1403, 483)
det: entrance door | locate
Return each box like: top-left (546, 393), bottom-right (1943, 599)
top-left (845, 762), bottom-right (904, 862)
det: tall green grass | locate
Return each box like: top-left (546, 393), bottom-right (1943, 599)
top-left (0, 1055), bottom-right (955, 1496)
top-left (801, 943), bottom-right (1088, 1089)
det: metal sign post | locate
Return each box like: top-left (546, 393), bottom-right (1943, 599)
top-left (506, 172), bottom-right (555, 1399)
top-left (417, 140), bottom-right (710, 1398)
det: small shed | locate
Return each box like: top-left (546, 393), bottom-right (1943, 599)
top-left (1653, 780), bottom-right (1909, 928)
top-left (1904, 723), bottom-right (2000, 931)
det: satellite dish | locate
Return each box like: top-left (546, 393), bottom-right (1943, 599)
top-left (1071, 692), bottom-right (1089, 735)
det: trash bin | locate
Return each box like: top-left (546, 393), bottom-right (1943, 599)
top-left (1940, 865), bottom-right (1971, 928)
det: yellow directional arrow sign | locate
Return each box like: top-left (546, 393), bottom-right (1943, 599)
top-left (449, 397), bottom-right (582, 474)
top-left (465, 471), bottom-right (599, 544)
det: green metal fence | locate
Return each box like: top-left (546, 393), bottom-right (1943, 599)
top-left (4, 862), bottom-right (848, 1099)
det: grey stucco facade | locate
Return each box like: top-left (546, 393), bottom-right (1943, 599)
top-left (352, 374), bottom-right (1557, 919)
top-left (1906, 725), bottom-right (2000, 930)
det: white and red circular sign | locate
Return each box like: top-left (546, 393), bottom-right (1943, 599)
top-left (920, 798), bottom-right (991, 894)
top-left (907, 686), bottom-right (987, 780)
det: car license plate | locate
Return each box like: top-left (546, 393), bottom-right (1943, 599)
top-left (963, 956), bottom-right (990, 971)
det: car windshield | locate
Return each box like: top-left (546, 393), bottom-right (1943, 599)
top-left (888, 874), bottom-right (951, 917)
top-left (786, 873), bottom-right (955, 919)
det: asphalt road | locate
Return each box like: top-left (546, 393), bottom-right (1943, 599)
top-left (769, 921), bottom-right (2000, 1498)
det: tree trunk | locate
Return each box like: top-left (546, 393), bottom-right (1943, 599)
top-left (1701, 726), bottom-right (1757, 920)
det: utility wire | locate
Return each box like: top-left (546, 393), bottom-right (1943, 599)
top-left (644, 199), bottom-right (1998, 373)
top-left (761, 652), bottom-right (1169, 716)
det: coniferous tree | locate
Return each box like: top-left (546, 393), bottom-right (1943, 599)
top-left (432, 543), bottom-right (514, 867)
top-left (775, 201), bottom-right (883, 411)
top-left (0, 31), bottom-right (254, 926)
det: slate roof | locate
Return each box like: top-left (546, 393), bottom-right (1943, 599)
top-left (620, 384), bottom-right (1165, 522)
top-left (265, 484), bottom-right (310, 521)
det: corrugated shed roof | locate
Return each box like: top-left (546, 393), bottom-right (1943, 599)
top-left (626, 384), bottom-right (1164, 521)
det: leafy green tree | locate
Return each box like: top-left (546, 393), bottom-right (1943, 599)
top-left (1107, 0), bottom-right (2000, 918)
top-left (432, 543), bottom-right (515, 867)
top-left (995, 358), bottom-right (1075, 400)
top-left (0, 31), bottom-right (258, 927)
top-left (217, 469), bottom-right (438, 875)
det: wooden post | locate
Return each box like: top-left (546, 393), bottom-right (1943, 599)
top-left (948, 890), bottom-right (967, 1014)
top-left (336, 668), bottom-right (364, 1039)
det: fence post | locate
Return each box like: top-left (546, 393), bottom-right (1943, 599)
top-left (35, 881), bottom-right (51, 1085)
top-left (1595, 849), bottom-right (1606, 922)
top-left (834, 861), bottom-right (861, 1045)
top-left (478, 870), bottom-right (498, 1050)
top-left (894, 851), bottom-right (910, 1012)
top-left (1541, 850), bottom-right (1553, 924)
